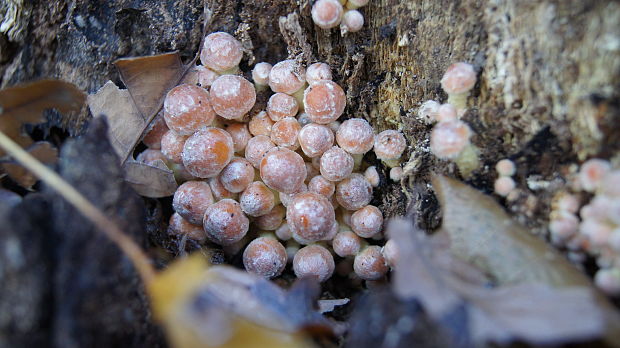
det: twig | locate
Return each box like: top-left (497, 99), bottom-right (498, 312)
top-left (0, 130), bottom-right (156, 284)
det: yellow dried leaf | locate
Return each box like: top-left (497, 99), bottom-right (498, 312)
top-left (148, 255), bottom-right (313, 348)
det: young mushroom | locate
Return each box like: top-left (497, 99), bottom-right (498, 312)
top-left (320, 146), bottom-right (354, 182)
top-left (269, 59), bottom-right (306, 95)
top-left (332, 230), bottom-right (362, 257)
top-left (161, 130), bottom-right (188, 164)
top-left (173, 180), bottom-right (214, 225)
top-left (239, 181), bottom-right (276, 217)
top-left (336, 118), bottom-right (375, 155)
top-left (267, 93), bottom-right (299, 121)
top-left (248, 111), bottom-right (275, 137)
top-left (311, 0), bottom-right (344, 30)
top-left (219, 157), bottom-right (255, 193)
top-left (354, 245), bottom-right (388, 280)
top-left (305, 63), bottom-right (332, 86)
top-left (440, 62), bottom-right (477, 110)
top-left (350, 205), bottom-right (383, 238)
top-left (373, 129), bottom-right (406, 167)
top-left (163, 84), bottom-right (216, 135)
top-left (260, 147), bottom-right (307, 193)
top-left (200, 32), bottom-right (243, 73)
top-left (270, 117), bottom-right (301, 150)
top-left (298, 123), bottom-right (334, 158)
top-left (335, 173), bottom-right (373, 210)
top-left (182, 127), bottom-right (234, 178)
top-left (203, 199), bottom-right (249, 245)
top-left (252, 62), bottom-right (273, 87)
top-left (287, 192), bottom-right (336, 243)
top-left (209, 75), bottom-right (257, 120)
top-left (341, 10), bottom-right (364, 33)
top-left (243, 235), bottom-right (288, 278)
top-left (293, 244), bottom-right (335, 282)
top-left (304, 80), bottom-right (346, 124)
top-left (168, 212), bottom-right (207, 243)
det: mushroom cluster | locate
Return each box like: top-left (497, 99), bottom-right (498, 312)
top-left (424, 62), bottom-right (480, 177)
top-left (548, 158), bottom-right (620, 295)
top-left (138, 32), bottom-right (407, 283)
top-left (311, 0), bottom-right (369, 33)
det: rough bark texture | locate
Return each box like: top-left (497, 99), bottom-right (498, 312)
top-left (0, 0), bottom-right (619, 345)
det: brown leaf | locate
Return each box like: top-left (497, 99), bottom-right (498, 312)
top-left (2, 142), bottom-right (58, 189)
top-left (431, 175), bottom-right (620, 345)
top-left (114, 52), bottom-right (184, 120)
top-left (87, 81), bottom-right (147, 162)
top-left (431, 174), bottom-right (590, 287)
top-left (0, 80), bottom-right (86, 156)
top-left (388, 217), bottom-right (607, 345)
top-left (123, 159), bottom-right (177, 198)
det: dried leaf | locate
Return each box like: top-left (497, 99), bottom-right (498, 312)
top-left (114, 52), bottom-right (184, 120)
top-left (431, 175), bottom-right (590, 287)
top-left (2, 141), bottom-right (58, 189)
top-left (123, 159), bottom-right (177, 198)
top-left (388, 218), bottom-right (462, 319)
top-left (0, 80), bottom-right (86, 156)
top-left (148, 254), bottom-right (314, 348)
top-left (388, 217), bottom-right (607, 345)
top-left (466, 284), bottom-right (604, 344)
top-left (87, 81), bottom-right (147, 162)
top-left (430, 175), bottom-right (620, 345)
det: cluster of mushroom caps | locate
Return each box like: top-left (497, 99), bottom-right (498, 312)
top-left (311, 0), bottom-right (368, 33)
top-left (418, 62), bottom-right (480, 177)
top-left (547, 159), bottom-right (620, 295)
top-left (137, 32), bottom-right (407, 283)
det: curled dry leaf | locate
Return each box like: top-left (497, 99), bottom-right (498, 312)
top-left (1, 141), bottom-right (58, 189)
top-left (431, 174), bottom-right (590, 287)
top-left (114, 52), bottom-right (184, 121)
top-left (123, 160), bottom-right (177, 198)
top-left (387, 217), bottom-right (607, 345)
top-left (148, 254), bottom-right (314, 348)
top-left (88, 81), bottom-right (147, 162)
top-left (430, 175), bottom-right (620, 345)
top-left (0, 79), bottom-right (86, 157)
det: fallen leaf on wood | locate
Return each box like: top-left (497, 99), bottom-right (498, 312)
top-left (466, 283), bottom-right (603, 345)
top-left (431, 175), bottom-right (620, 345)
top-left (123, 159), bottom-right (177, 198)
top-left (431, 174), bottom-right (589, 287)
top-left (387, 217), bottom-right (607, 346)
top-left (114, 52), bottom-right (184, 120)
top-left (388, 218), bottom-right (461, 319)
top-left (1, 141), bottom-right (58, 189)
top-left (0, 80), bottom-right (86, 156)
top-left (87, 81), bottom-right (147, 162)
